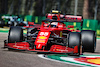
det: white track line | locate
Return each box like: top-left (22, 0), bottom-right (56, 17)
top-left (38, 54), bottom-right (89, 67)
top-left (61, 56), bottom-right (100, 67)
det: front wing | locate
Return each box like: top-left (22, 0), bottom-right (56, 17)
top-left (4, 41), bottom-right (79, 54)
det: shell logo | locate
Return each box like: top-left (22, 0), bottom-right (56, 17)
top-left (38, 36), bottom-right (47, 39)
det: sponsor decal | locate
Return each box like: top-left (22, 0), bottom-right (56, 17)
top-left (39, 32), bottom-right (49, 36)
top-left (13, 45), bottom-right (24, 48)
top-left (35, 31), bottom-right (50, 44)
top-left (37, 40), bottom-right (45, 43)
top-left (38, 36), bottom-right (47, 39)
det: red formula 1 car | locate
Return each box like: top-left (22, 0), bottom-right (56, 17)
top-left (4, 11), bottom-right (96, 56)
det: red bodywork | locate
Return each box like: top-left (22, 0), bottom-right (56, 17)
top-left (4, 13), bottom-right (82, 54)
top-left (46, 13), bottom-right (82, 22)
top-left (6, 42), bottom-right (78, 53)
top-left (5, 27), bottom-right (78, 53)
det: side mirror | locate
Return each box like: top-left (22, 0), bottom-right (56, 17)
top-left (68, 25), bottom-right (74, 28)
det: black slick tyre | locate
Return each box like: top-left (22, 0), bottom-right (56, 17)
top-left (8, 26), bottom-right (23, 43)
top-left (68, 32), bottom-right (81, 56)
top-left (81, 30), bottom-right (96, 53)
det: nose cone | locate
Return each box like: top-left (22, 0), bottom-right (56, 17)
top-left (36, 44), bottom-right (42, 49)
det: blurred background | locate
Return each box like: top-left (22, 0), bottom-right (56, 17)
top-left (0, 0), bottom-right (100, 19)
top-left (0, 0), bottom-right (100, 37)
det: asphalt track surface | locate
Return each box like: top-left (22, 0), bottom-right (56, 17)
top-left (0, 33), bottom-right (100, 67)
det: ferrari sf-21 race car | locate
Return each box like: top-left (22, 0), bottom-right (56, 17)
top-left (4, 14), bottom-right (96, 56)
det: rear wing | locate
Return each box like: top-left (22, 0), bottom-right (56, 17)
top-left (46, 13), bottom-right (83, 22)
top-left (64, 15), bottom-right (83, 22)
top-left (46, 14), bottom-right (83, 26)
top-left (64, 15), bottom-right (83, 29)
top-left (46, 14), bottom-right (83, 29)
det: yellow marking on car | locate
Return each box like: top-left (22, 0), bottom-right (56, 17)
top-left (13, 45), bottom-right (16, 47)
top-left (39, 36), bottom-right (46, 39)
top-left (56, 49), bottom-right (59, 51)
top-left (51, 10), bottom-right (61, 13)
top-left (60, 31), bottom-right (62, 37)
top-left (37, 40), bottom-right (45, 43)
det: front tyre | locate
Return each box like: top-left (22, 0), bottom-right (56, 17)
top-left (8, 26), bottom-right (23, 43)
top-left (68, 32), bottom-right (81, 56)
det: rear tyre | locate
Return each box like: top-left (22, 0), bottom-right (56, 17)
top-left (8, 26), bottom-right (23, 43)
top-left (81, 30), bottom-right (96, 53)
top-left (68, 32), bottom-right (81, 56)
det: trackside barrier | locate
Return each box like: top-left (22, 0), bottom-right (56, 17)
top-left (97, 21), bottom-right (100, 36)
top-left (64, 19), bottom-right (98, 31)
top-left (24, 15), bottom-right (33, 22)
top-left (64, 19), bottom-right (100, 36)
top-left (83, 19), bottom-right (100, 36)
top-left (25, 15), bottom-right (46, 24)
top-left (83, 19), bottom-right (98, 31)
